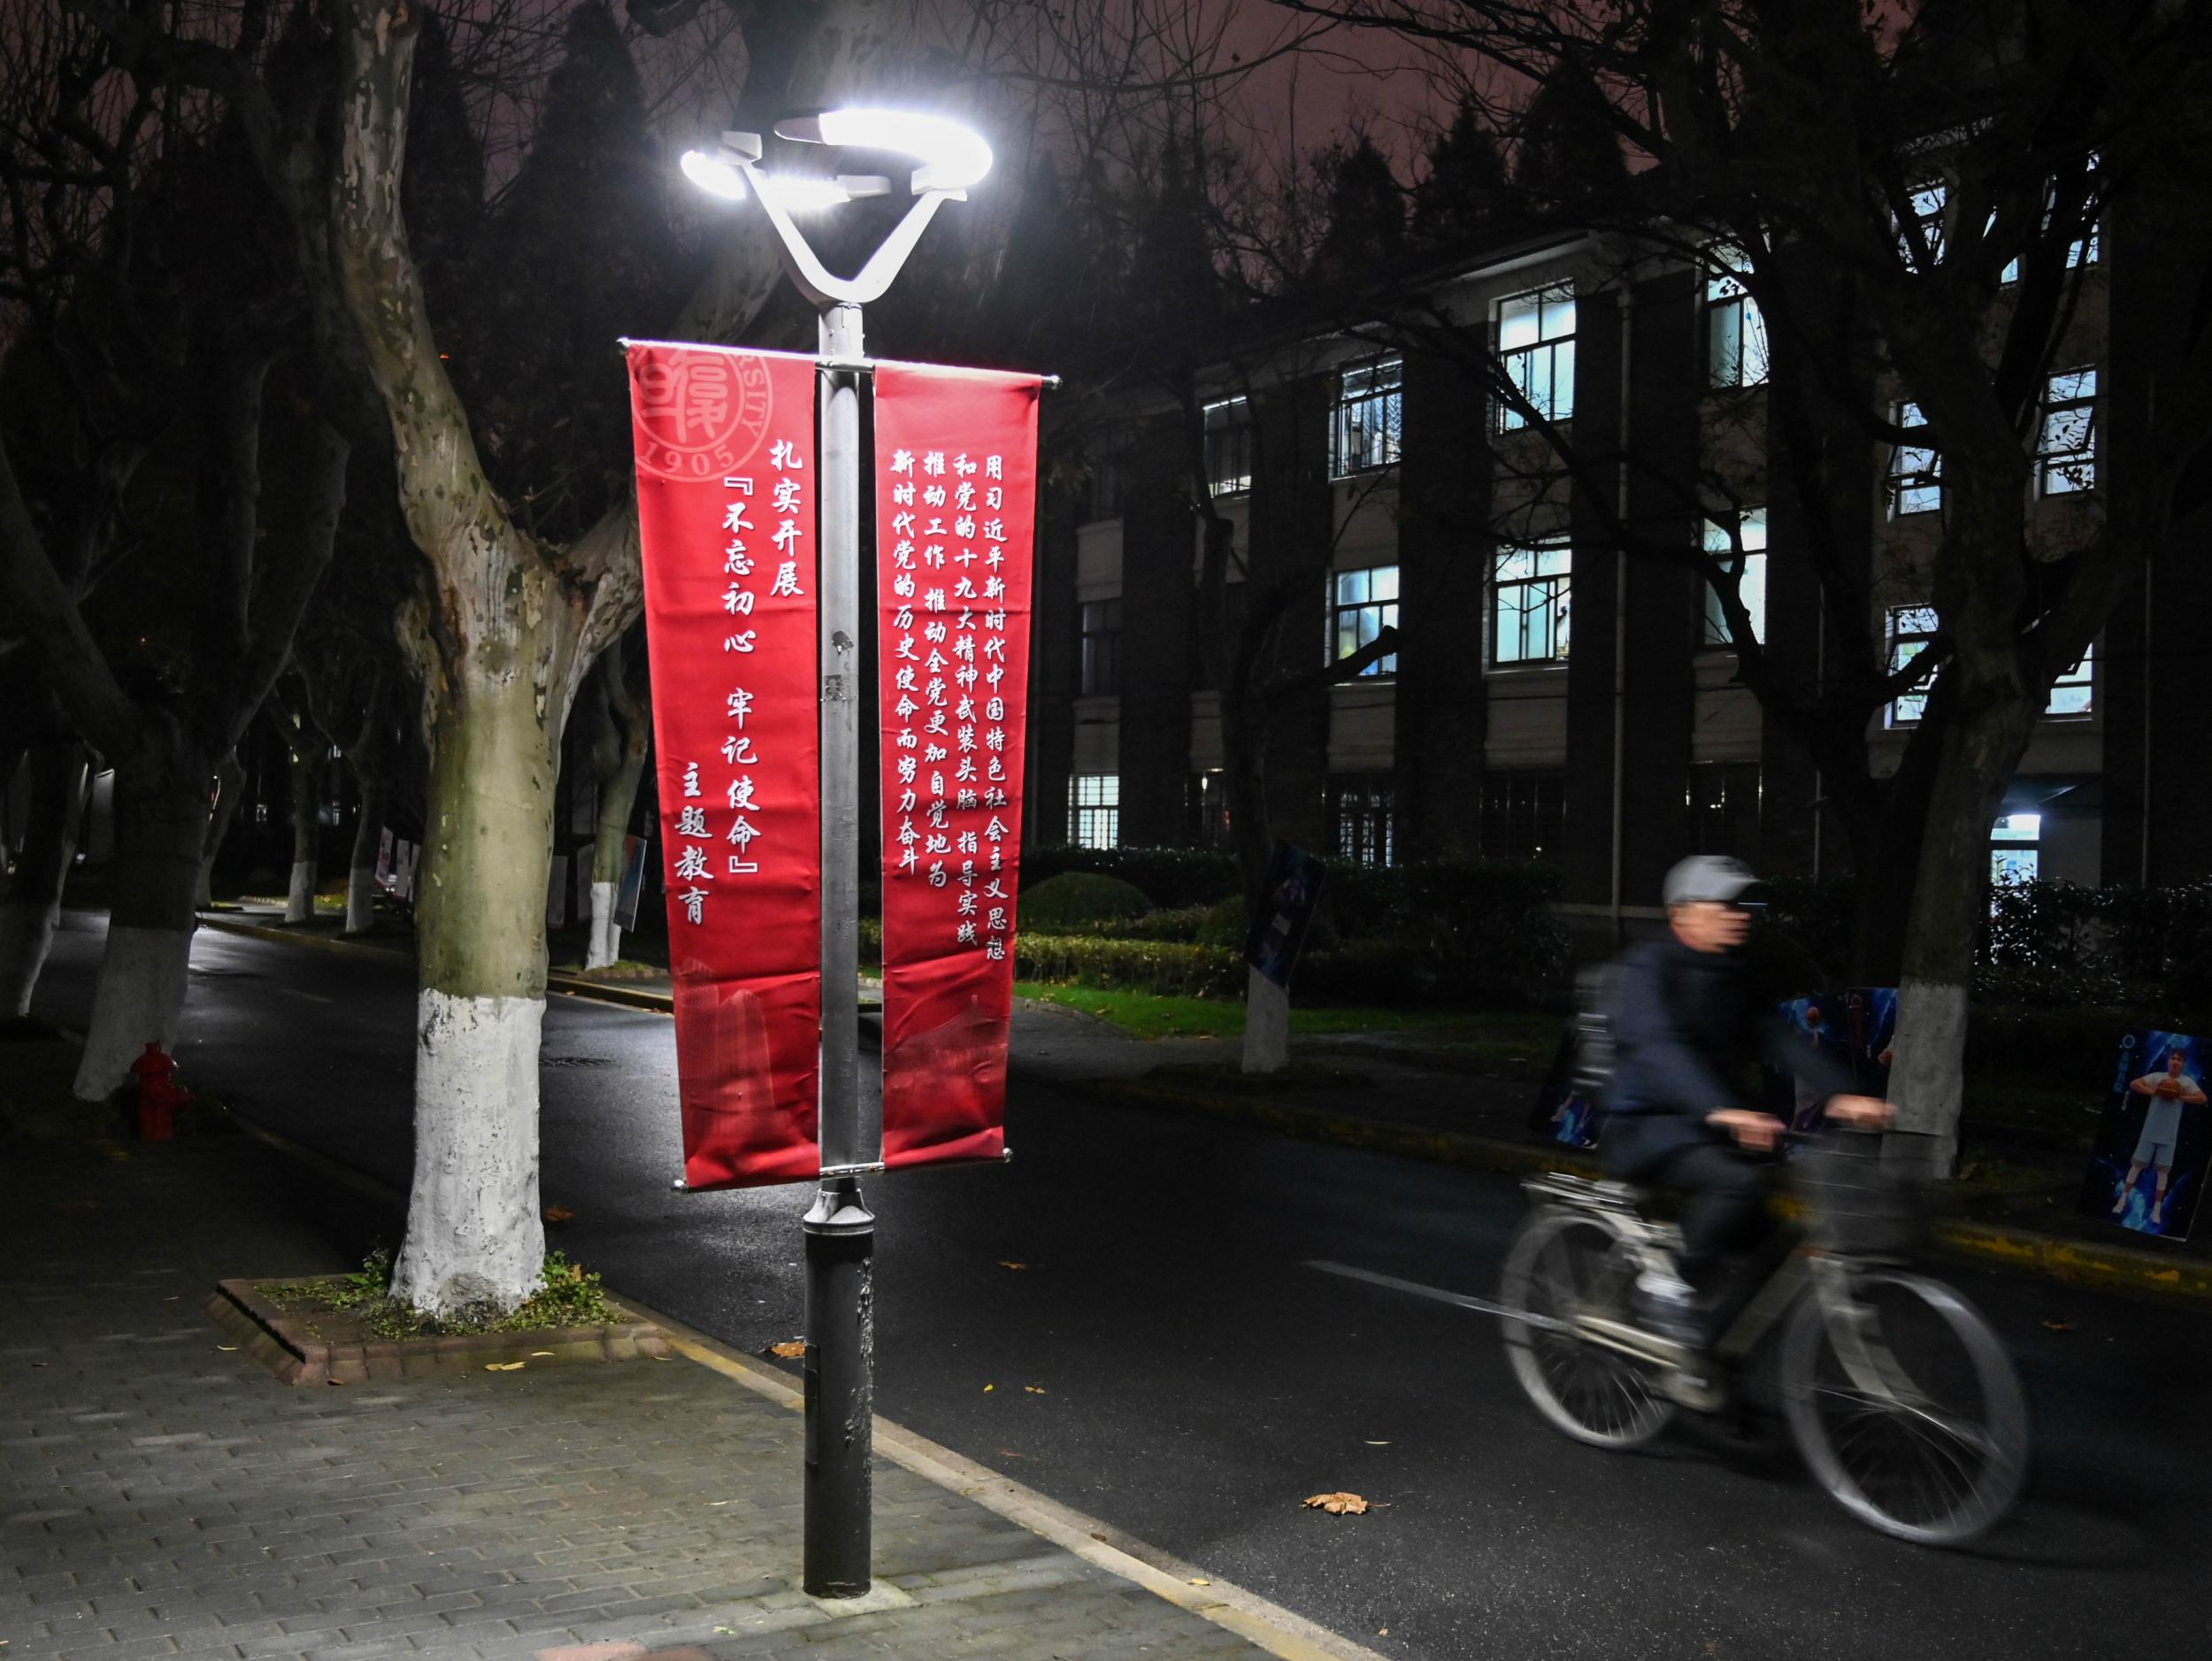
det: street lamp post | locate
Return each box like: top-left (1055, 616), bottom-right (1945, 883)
top-left (681, 111), bottom-right (990, 1599)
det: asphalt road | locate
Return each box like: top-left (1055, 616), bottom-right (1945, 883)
top-left (29, 912), bottom-right (2212, 1661)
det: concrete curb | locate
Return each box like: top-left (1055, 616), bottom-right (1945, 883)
top-left (611, 1291), bottom-right (1394, 1661)
top-left (1074, 1075), bottom-right (2212, 1305)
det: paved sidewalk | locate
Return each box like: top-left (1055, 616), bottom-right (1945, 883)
top-left (0, 1037), bottom-right (1298, 1661)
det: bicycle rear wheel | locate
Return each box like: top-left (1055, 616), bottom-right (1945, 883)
top-left (1499, 1210), bottom-right (1676, 1450)
top-left (1781, 1269), bottom-right (2029, 1546)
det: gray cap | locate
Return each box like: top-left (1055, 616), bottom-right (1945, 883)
top-left (1663, 854), bottom-right (1759, 908)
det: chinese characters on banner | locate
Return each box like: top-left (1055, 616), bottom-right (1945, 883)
top-left (627, 342), bottom-right (822, 1190)
top-left (872, 365), bottom-right (1043, 1170)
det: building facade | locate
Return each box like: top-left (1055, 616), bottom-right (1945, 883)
top-left (1026, 213), bottom-right (2212, 934)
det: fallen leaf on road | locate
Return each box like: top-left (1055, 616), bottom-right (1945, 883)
top-left (529, 1350), bottom-right (554, 1357)
top-left (484, 1361), bottom-right (526, 1372)
top-left (1363, 1440), bottom-right (1391, 1446)
top-left (768, 1341), bottom-right (805, 1358)
top-left (984, 1383), bottom-right (995, 1393)
top-left (996, 1449), bottom-right (1029, 1460)
top-left (216, 1346), bottom-right (238, 1352)
top-left (1025, 1386), bottom-right (1047, 1395)
top-left (999, 1261), bottom-right (1028, 1270)
top-left (541, 1205), bottom-right (575, 1225)
top-left (1188, 1578), bottom-right (1210, 1587)
top-left (2043, 1320), bottom-right (2077, 1333)
top-left (1303, 1492), bottom-right (1369, 1515)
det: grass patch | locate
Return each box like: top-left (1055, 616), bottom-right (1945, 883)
top-left (259, 1249), bottom-right (614, 1341)
top-left (1013, 980), bottom-right (1556, 1043)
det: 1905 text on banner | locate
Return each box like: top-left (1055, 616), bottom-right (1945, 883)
top-left (872, 364), bottom-right (1043, 1169)
top-left (628, 342), bottom-right (821, 1189)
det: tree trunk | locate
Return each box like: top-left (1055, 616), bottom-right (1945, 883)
top-left (285, 737), bottom-right (319, 923)
top-left (0, 739), bottom-right (89, 1015)
top-left (345, 773), bottom-right (384, 934)
top-left (1886, 696), bottom-right (2036, 1176)
top-left (1219, 681), bottom-right (1286, 1074)
top-left (195, 751), bottom-right (247, 912)
top-left (74, 726), bottom-right (212, 1099)
top-left (390, 640), bottom-right (562, 1316)
top-left (586, 748), bottom-right (644, 970)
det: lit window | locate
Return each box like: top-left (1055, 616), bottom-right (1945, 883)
top-left (1079, 598), bottom-right (1121, 696)
top-left (1330, 565), bottom-right (1399, 677)
top-left (1999, 160), bottom-right (2102, 284)
top-left (1331, 359), bottom-right (1402, 476)
top-left (1889, 403), bottom-right (1941, 517)
top-left (1203, 397), bottom-right (1253, 497)
top-left (1068, 774), bottom-right (1119, 850)
top-left (2037, 367), bottom-right (2098, 496)
top-left (1887, 605), bottom-right (1940, 727)
top-left (1701, 510), bottom-right (1768, 647)
top-left (1901, 180), bottom-right (1947, 269)
top-left (1991, 813), bottom-right (2040, 887)
top-left (2047, 644), bottom-right (2093, 717)
top-left (1328, 775), bottom-right (1395, 867)
top-left (1497, 287), bottom-right (1577, 429)
top-left (1493, 541), bottom-right (1571, 665)
top-left (1706, 258), bottom-right (1769, 388)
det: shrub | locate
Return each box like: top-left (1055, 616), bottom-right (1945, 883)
top-left (1018, 871), bottom-right (1153, 929)
top-left (1093, 904), bottom-right (1210, 942)
top-left (1015, 933), bottom-right (1245, 997)
top-left (1022, 845), bottom-right (1240, 908)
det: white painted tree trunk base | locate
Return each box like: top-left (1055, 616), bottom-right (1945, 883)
top-left (285, 860), bottom-right (317, 924)
top-left (1886, 978), bottom-right (1969, 1179)
top-left (1241, 966), bottom-right (1290, 1075)
top-left (74, 924), bottom-right (195, 1100)
top-left (0, 901), bottom-right (62, 1017)
top-left (585, 881), bottom-right (620, 969)
top-left (345, 865), bottom-right (378, 934)
top-left (392, 988), bottom-right (548, 1316)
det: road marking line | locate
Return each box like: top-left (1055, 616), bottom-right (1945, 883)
top-left (1306, 1258), bottom-right (1515, 1318)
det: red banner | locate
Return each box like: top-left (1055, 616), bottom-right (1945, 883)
top-left (628, 342), bottom-right (821, 1190)
top-left (873, 364), bottom-right (1043, 1170)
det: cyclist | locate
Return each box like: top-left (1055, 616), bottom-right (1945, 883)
top-left (1603, 855), bottom-right (1892, 1385)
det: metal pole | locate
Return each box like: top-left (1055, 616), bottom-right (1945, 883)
top-left (803, 297), bottom-right (876, 1598)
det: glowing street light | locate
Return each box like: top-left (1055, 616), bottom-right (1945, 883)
top-left (680, 106), bottom-right (990, 1603)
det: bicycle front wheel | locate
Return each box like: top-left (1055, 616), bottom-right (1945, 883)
top-left (1499, 1210), bottom-right (1676, 1450)
top-left (1780, 1269), bottom-right (2029, 1547)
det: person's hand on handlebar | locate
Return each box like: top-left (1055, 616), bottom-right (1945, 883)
top-left (1708, 1108), bottom-right (1786, 1152)
top-left (1825, 1094), bottom-right (1895, 1131)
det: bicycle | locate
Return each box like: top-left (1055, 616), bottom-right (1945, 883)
top-left (1496, 1130), bottom-right (2030, 1547)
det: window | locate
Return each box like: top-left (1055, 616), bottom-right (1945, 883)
top-left (1087, 455), bottom-right (1123, 520)
top-left (1889, 402), bottom-right (1941, 517)
top-left (1079, 597), bottom-right (1122, 696)
top-left (1707, 263), bottom-right (1769, 388)
top-left (1886, 605), bottom-right (1940, 727)
top-left (2000, 165), bottom-right (2102, 283)
top-left (1900, 180), bottom-right (1947, 269)
top-left (1068, 774), bottom-right (1119, 850)
top-left (1687, 763), bottom-right (1762, 860)
top-left (2047, 644), bottom-right (2093, 717)
top-left (2037, 367), bottom-right (2098, 496)
top-left (1330, 565), bottom-right (1399, 677)
top-left (1991, 813), bottom-right (2040, 887)
top-left (1701, 510), bottom-right (1769, 647)
top-left (1480, 771), bottom-right (1566, 862)
top-left (1187, 771), bottom-right (1232, 850)
top-left (1203, 397), bottom-right (1253, 497)
top-left (1328, 776), bottom-right (1396, 867)
top-left (1497, 287), bottom-right (1577, 429)
top-left (1332, 358), bottom-right (1402, 476)
top-left (1492, 541), bottom-right (1571, 665)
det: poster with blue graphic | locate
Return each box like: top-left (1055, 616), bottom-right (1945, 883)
top-left (1529, 1032), bottom-right (1604, 1150)
top-left (1764, 989), bottom-right (1897, 1130)
top-left (2081, 1029), bottom-right (2212, 1242)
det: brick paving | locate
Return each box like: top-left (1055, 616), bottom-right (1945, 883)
top-left (0, 1055), bottom-right (1270, 1661)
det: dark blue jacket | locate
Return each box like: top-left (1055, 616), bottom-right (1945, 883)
top-left (1601, 936), bottom-right (1855, 1175)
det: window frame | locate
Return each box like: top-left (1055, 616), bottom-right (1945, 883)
top-left (1327, 774), bottom-right (1397, 868)
top-left (1490, 538), bottom-right (1573, 668)
top-left (1078, 596), bottom-right (1122, 696)
top-left (1990, 812), bottom-right (2042, 888)
top-left (2036, 366), bottom-right (2099, 497)
top-left (1330, 358), bottom-right (1404, 478)
top-left (1495, 286), bottom-right (1578, 431)
top-left (1888, 402), bottom-right (1942, 518)
top-left (1705, 257), bottom-right (1770, 389)
top-left (1328, 564), bottom-right (1400, 679)
top-left (1067, 773), bottom-right (1120, 850)
top-left (1479, 769), bottom-right (1567, 863)
top-left (1700, 509), bottom-right (1769, 648)
top-left (2046, 643), bottom-right (2094, 719)
top-left (1202, 396), bottom-right (1254, 498)
top-left (1886, 604), bottom-right (1940, 727)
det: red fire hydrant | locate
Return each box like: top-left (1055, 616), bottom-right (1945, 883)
top-left (128, 1042), bottom-right (191, 1142)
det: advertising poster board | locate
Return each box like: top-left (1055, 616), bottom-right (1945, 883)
top-left (2081, 1028), bottom-right (2212, 1241)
